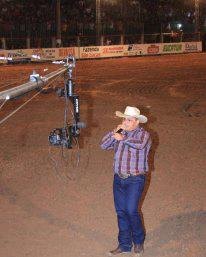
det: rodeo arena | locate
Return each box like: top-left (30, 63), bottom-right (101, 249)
top-left (0, 1), bottom-right (206, 257)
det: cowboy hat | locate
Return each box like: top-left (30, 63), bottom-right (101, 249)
top-left (115, 106), bottom-right (148, 123)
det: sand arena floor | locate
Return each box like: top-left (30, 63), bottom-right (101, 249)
top-left (0, 53), bottom-right (206, 257)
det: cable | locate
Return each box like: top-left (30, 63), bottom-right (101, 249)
top-left (48, 57), bottom-right (81, 174)
top-left (48, 67), bottom-right (79, 181)
top-left (0, 98), bottom-right (8, 111)
top-left (48, 146), bottom-right (72, 183)
top-left (48, 146), bottom-right (59, 174)
top-left (0, 72), bottom-right (64, 126)
top-left (73, 137), bottom-right (80, 167)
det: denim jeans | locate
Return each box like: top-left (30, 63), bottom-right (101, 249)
top-left (113, 174), bottom-right (146, 252)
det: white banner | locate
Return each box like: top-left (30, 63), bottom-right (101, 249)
top-left (79, 45), bottom-right (125, 59)
top-left (79, 46), bottom-right (101, 59)
top-left (183, 42), bottom-right (202, 52)
top-left (0, 49), bottom-right (7, 63)
top-left (0, 42), bottom-right (202, 64)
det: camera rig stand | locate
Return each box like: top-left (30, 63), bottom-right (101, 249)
top-left (49, 55), bottom-right (86, 149)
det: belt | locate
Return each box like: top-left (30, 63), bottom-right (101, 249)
top-left (117, 172), bottom-right (145, 179)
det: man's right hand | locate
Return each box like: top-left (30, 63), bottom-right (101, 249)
top-left (113, 133), bottom-right (124, 141)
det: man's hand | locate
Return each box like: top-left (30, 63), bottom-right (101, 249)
top-left (113, 133), bottom-right (124, 141)
top-left (114, 124), bottom-right (126, 133)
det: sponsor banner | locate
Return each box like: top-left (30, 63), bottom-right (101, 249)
top-left (31, 47), bottom-right (77, 61)
top-left (7, 49), bottom-right (31, 58)
top-left (58, 47), bottom-right (76, 59)
top-left (6, 49), bottom-right (31, 63)
top-left (79, 46), bottom-right (101, 59)
top-left (101, 45), bottom-right (124, 57)
top-left (147, 44), bottom-right (160, 55)
top-left (184, 42), bottom-right (202, 52)
top-left (162, 43), bottom-right (183, 53)
top-left (0, 42), bottom-right (202, 64)
top-left (0, 51), bottom-right (7, 63)
top-left (31, 48), bottom-right (56, 60)
top-left (79, 45), bottom-right (125, 59)
top-left (0, 47), bottom-right (77, 63)
top-left (124, 44), bottom-right (146, 56)
top-left (185, 42), bottom-right (198, 52)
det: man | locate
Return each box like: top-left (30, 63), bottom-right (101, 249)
top-left (100, 106), bottom-right (152, 255)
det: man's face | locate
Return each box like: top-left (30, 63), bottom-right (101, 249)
top-left (122, 117), bottom-right (139, 131)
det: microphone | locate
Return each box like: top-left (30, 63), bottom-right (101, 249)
top-left (116, 128), bottom-right (123, 134)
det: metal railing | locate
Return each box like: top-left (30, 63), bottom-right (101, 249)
top-left (0, 32), bottom-right (201, 50)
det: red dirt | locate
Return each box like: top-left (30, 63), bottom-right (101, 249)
top-left (0, 54), bottom-right (206, 257)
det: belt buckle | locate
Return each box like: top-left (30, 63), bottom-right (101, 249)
top-left (119, 173), bottom-right (130, 179)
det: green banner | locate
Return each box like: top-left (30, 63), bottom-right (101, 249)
top-left (163, 44), bottom-right (182, 52)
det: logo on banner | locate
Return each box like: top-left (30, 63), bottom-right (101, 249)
top-left (147, 45), bottom-right (159, 54)
top-left (0, 53), bottom-right (7, 63)
top-left (8, 49), bottom-right (28, 58)
top-left (32, 48), bottom-right (55, 59)
top-left (83, 47), bottom-right (99, 52)
top-left (59, 48), bottom-right (75, 57)
top-left (43, 49), bottom-right (55, 58)
top-left (102, 46), bottom-right (124, 54)
top-left (81, 47), bottom-right (100, 58)
top-left (127, 45), bottom-right (143, 55)
top-left (185, 43), bottom-right (198, 51)
top-left (163, 44), bottom-right (182, 52)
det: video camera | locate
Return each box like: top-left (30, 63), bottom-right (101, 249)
top-left (48, 55), bottom-right (86, 149)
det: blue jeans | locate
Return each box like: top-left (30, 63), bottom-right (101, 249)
top-left (113, 174), bottom-right (146, 252)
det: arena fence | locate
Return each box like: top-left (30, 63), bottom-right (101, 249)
top-left (0, 41), bottom-right (202, 65)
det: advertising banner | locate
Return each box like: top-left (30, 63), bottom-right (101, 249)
top-left (58, 47), bottom-right (76, 59)
top-left (0, 41), bottom-right (202, 65)
top-left (7, 49), bottom-right (30, 58)
top-left (124, 44), bottom-right (146, 56)
top-left (6, 49), bottom-right (31, 62)
top-left (30, 48), bottom-right (57, 61)
top-left (79, 45), bottom-right (125, 59)
top-left (147, 44), bottom-right (161, 55)
top-left (79, 46), bottom-right (101, 59)
top-left (183, 42), bottom-right (202, 52)
top-left (162, 43), bottom-right (183, 54)
top-left (30, 47), bottom-right (77, 61)
top-left (101, 45), bottom-right (124, 57)
top-left (0, 50), bottom-right (7, 63)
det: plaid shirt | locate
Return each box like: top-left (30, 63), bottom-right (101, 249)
top-left (101, 126), bottom-right (152, 174)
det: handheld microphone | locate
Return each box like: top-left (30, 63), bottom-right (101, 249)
top-left (116, 128), bottom-right (123, 134)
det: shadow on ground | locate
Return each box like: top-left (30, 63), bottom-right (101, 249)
top-left (145, 210), bottom-right (206, 257)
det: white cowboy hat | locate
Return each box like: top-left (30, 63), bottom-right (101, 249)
top-left (115, 106), bottom-right (148, 123)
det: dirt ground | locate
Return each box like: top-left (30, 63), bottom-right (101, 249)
top-left (0, 53), bottom-right (206, 257)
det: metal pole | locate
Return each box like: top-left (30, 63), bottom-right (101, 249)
top-left (195, 0), bottom-right (200, 33)
top-left (56, 0), bottom-right (61, 46)
top-left (1, 38), bottom-right (6, 49)
top-left (26, 37), bottom-right (30, 49)
top-left (0, 67), bottom-right (66, 100)
top-left (160, 23), bottom-right (164, 43)
top-left (96, 0), bottom-right (101, 45)
top-left (119, 0), bottom-right (125, 43)
top-left (138, 1), bottom-right (141, 24)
